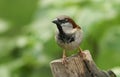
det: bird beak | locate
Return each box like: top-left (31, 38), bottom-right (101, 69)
top-left (52, 18), bottom-right (59, 24)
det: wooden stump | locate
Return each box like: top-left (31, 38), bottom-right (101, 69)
top-left (50, 50), bottom-right (116, 77)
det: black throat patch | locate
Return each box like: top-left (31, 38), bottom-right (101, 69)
top-left (58, 33), bottom-right (75, 43)
top-left (56, 23), bottom-right (75, 43)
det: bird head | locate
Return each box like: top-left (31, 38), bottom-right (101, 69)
top-left (52, 15), bottom-right (80, 33)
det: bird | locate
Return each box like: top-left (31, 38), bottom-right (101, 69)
top-left (52, 15), bottom-right (83, 64)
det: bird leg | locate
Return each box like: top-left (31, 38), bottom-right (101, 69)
top-left (78, 47), bottom-right (85, 57)
top-left (78, 47), bottom-right (82, 53)
top-left (62, 49), bottom-right (67, 64)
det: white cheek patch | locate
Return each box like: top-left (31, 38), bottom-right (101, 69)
top-left (61, 23), bottom-right (74, 33)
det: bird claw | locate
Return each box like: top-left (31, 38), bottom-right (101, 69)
top-left (62, 57), bottom-right (68, 64)
top-left (78, 48), bottom-right (86, 58)
top-left (79, 51), bottom-right (86, 58)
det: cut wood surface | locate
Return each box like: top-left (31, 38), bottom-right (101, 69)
top-left (50, 50), bottom-right (116, 77)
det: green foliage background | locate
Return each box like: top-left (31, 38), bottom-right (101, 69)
top-left (0, 0), bottom-right (120, 77)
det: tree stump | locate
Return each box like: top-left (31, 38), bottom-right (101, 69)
top-left (50, 50), bottom-right (116, 77)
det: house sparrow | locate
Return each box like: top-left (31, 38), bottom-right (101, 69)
top-left (52, 15), bottom-right (83, 64)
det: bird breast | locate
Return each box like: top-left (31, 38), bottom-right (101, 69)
top-left (55, 28), bottom-right (83, 50)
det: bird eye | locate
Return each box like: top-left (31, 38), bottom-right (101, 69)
top-left (65, 18), bottom-right (68, 22)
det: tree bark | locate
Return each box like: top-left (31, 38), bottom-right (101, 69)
top-left (50, 50), bottom-right (116, 77)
